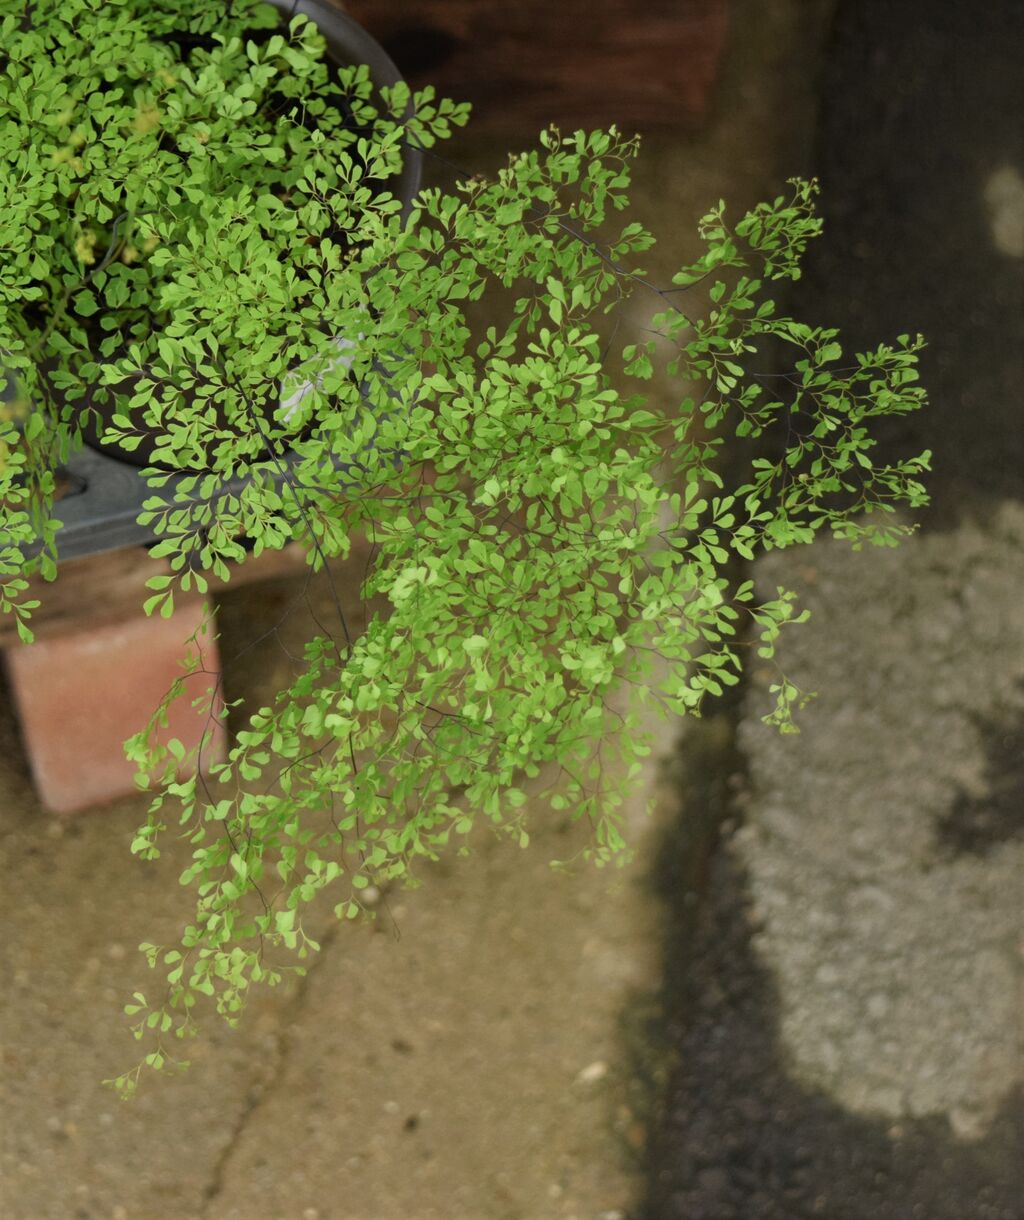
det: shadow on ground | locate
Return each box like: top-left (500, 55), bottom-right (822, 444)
top-left (635, 3), bottom-right (1024, 1212)
top-left (638, 746), bottom-right (1023, 1220)
top-left (935, 693), bottom-right (1024, 859)
top-left (801, 0), bottom-right (1024, 531)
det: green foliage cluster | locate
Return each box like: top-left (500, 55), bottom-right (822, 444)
top-left (0, 0), bottom-right (929, 1095)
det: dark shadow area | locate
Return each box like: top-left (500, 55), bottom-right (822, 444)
top-left (0, 663), bottom-right (36, 801)
top-left (638, 1), bottom-right (1024, 1214)
top-left (380, 24), bottom-right (464, 78)
top-left (616, 701), bottom-right (747, 1172)
top-left (934, 694), bottom-right (1024, 859)
top-left (799, 0), bottom-right (1024, 530)
top-left (638, 815), bottom-right (1024, 1220)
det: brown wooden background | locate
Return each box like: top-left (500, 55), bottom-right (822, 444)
top-left (338, 0), bottom-right (730, 137)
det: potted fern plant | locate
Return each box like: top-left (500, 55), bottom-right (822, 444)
top-left (0, 0), bottom-right (930, 1095)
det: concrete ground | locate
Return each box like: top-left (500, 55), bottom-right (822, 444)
top-left (642, 508), bottom-right (1024, 1219)
top-left (643, 2), bottom-right (1023, 1216)
top-left (742, 511), bottom-right (1024, 1137)
top-left (3, 1), bottom-right (1022, 1218)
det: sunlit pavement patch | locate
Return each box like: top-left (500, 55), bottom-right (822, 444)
top-left (984, 165), bottom-right (1024, 259)
top-left (737, 503), bottom-right (1024, 1138)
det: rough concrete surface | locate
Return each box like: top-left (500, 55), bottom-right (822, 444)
top-left (643, 1), bottom-right (1023, 1216)
top-left (739, 506), bottom-right (1024, 1135)
top-left (733, 0), bottom-right (1024, 1143)
top-left (642, 512), bottom-right (1024, 1220)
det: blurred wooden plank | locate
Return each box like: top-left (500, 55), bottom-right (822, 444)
top-left (340, 0), bottom-right (730, 136)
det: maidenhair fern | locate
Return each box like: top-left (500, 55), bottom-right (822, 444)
top-left (0, 1), bottom-right (929, 1096)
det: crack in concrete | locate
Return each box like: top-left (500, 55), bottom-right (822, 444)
top-left (198, 920), bottom-right (341, 1215)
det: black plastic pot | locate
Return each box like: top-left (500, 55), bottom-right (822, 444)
top-left (75, 0), bottom-right (420, 469)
